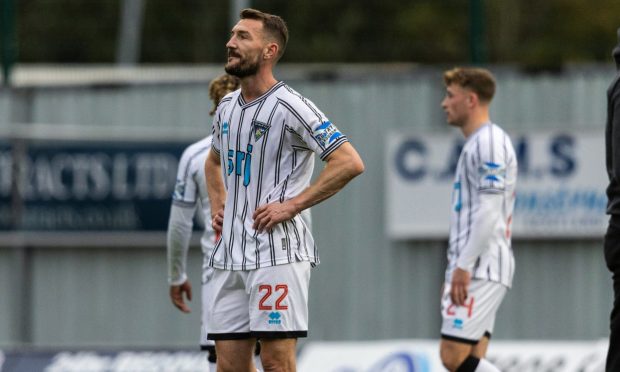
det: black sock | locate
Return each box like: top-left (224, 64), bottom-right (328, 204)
top-left (205, 345), bottom-right (217, 363)
top-left (456, 356), bottom-right (480, 372)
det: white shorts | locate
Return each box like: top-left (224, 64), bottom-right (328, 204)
top-left (205, 261), bottom-right (311, 340)
top-left (440, 279), bottom-right (508, 344)
top-left (200, 264), bottom-right (215, 348)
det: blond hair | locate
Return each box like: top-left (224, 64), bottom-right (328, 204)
top-left (208, 74), bottom-right (240, 116)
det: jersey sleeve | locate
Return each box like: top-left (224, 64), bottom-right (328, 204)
top-left (468, 130), bottom-right (509, 194)
top-left (211, 110), bottom-right (222, 156)
top-left (172, 147), bottom-right (199, 206)
top-left (284, 96), bottom-right (348, 161)
top-left (167, 204), bottom-right (196, 285)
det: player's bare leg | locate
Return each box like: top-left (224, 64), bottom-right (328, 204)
top-left (215, 339), bottom-right (257, 372)
top-left (259, 338), bottom-right (297, 372)
top-left (471, 335), bottom-right (490, 359)
top-left (441, 336), bottom-right (500, 372)
top-left (439, 338), bottom-right (473, 372)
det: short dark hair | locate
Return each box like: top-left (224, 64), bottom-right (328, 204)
top-left (443, 67), bottom-right (496, 103)
top-left (240, 8), bottom-right (288, 60)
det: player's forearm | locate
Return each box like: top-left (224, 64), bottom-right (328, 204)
top-left (456, 193), bottom-right (502, 272)
top-left (167, 205), bottom-right (195, 285)
top-left (290, 142), bottom-right (364, 213)
top-left (204, 149), bottom-right (226, 215)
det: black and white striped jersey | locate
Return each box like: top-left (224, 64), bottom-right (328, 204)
top-left (210, 82), bottom-right (347, 270)
top-left (446, 123), bottom-right (517, 287)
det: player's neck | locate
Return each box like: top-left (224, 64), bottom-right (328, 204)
top-left (462, 110), bottom-right (490, 138)
top-left (240, 69), bottom-right (278, 102)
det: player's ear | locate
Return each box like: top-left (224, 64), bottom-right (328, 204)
top-left (467, 92), bottom-right (478, 107)
top-left (263, 43), bottom-right (278, 60)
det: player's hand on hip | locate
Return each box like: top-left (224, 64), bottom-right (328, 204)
top-left (212, 209), bottom-right (224, 234)
top-left (253, 201), bottom-right (297, 232)
top-left (170, 280), bottom-right (192, 313)
top-left (450, 268), bottom-right (470, 306)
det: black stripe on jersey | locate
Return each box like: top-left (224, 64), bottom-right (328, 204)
top-left (466, 152), bottom-right (474, 247)
top-left (283, 85), bottom-right (324, 123)
top-left (277, 99), bottom-right (325, 151)
top-left (275, 120), bottom-right (287, 186)
top-left (320, 136), bottom-right (349, 161)
top-left (285, 125), bottom-right (308, 144)
top-left (268, 231), bottom-right (276, 266)
top-left (473, 256), bottom-right (481, 275)
top-left (313, 243), bottom-right (318, 262)
top-left (279, 177), bottom-right (289, 203)
top-left (290, 218), bottom-right (302, 259)
top-left (209, 237), bottom-right (223, 267)
top-left (240, 200), bottom-right (250, 270)
top-left (282, 221), bottom-right (292, 263)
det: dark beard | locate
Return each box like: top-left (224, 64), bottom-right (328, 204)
top-left (225, 59), bottom-right (260, 78)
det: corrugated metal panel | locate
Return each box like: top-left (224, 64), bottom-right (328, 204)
top-left (29, 247), bottom-right (204, 347)
top-left (0, 249), bottom-right (13, 346)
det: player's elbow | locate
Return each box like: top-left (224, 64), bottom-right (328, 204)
top-left (345, 148), bottom-right (365, 178)
top-left (350, 156), bottom-right (365, 178)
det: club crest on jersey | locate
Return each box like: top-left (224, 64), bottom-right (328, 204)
top-left (222, 122), bottom-right (229, 135)
top-left (479, 161), bottom-right (506, 183)
top-left (252, 120), bottom-right (270, 141)
top-left (313, 121), bottom-right (342, 148)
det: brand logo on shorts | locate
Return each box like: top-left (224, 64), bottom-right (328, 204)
top-left (268, 311), bottom-right (282, 325)
top-left (452, 318), bottom-right (464, 330)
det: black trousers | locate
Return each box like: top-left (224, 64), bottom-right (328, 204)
top-left (605, 215), bottom-right (620, 372)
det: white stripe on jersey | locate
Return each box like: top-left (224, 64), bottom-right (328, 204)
top-left (210, 82), bottom-right (347, 270)
top-left (171, 136), bottom-right (216, 257)
top-left (446, 123), bottom-right (517, 288)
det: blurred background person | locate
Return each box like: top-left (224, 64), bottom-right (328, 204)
top-left (604, 27), bottom-right (620, 372)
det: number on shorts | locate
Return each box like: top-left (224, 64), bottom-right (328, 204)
top-left (447, 297), bottom-right (475, 318)
top-left (258, 284), bottom-right (289, 310)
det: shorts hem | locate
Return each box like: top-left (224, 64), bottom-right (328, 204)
top-left (208, 332), bottom-right (252, 340)
top-left (251, 330), bottom-right (307, 339)
top-left (440, 333), bottom-right (480, 345)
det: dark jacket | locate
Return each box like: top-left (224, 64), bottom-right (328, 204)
top-left (605, 29), bottom-right (620, 214)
